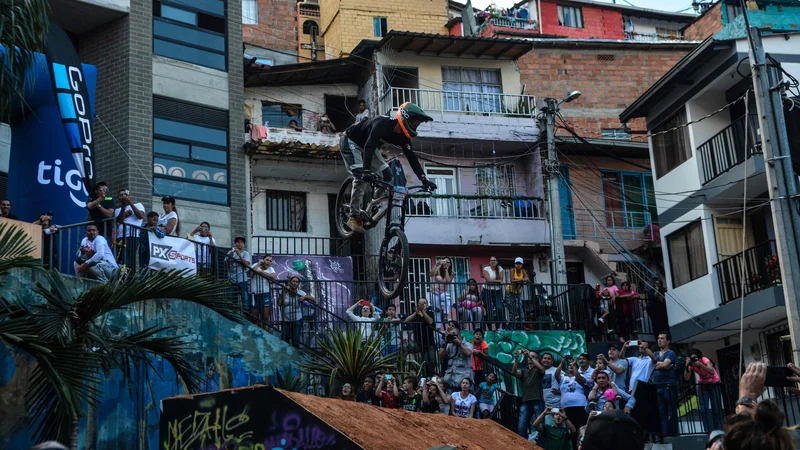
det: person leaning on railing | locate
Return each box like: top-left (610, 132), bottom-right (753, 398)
top-left (683, 348), bottom-right (723, 432)
top-left (34, 212), bottom-right (59, 271)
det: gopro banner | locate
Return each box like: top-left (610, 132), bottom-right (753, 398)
top-left (3, 22), bottom-right (96, 225)
top-left (148, 235), bottom-right (198, 276)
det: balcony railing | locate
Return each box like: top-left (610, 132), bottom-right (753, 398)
top-left (715, 240), bottom-right (780, 305)
top-left (570, 210), bottom-right (656, 241)
top-left (698, 114), bottom-right (761, 185)
top-left (623, 31), bottom-right (685, 42)
top-left (406, 194), bottom-right (544, 220)
top-left (382, 87), bottom-right (536, 117)
top-left (489, 17), bottom-right (538, 30)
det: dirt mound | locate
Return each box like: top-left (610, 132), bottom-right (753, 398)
top-left (281, 390), bottom-right (542, 450)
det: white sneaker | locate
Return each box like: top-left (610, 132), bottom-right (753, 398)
top-left (598, 317), bottom-right (605, 323)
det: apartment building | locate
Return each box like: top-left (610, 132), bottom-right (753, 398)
top-left (19, 0), bottom-right (247, 246)
top-left (620, 2), bottom-right (800, 407)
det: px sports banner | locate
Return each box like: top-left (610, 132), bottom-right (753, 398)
top-left (148, 235), bottom-right (198, 276)
top-left (3, 22), bottom-right (97, 225)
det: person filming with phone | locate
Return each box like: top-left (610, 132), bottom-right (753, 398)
top-left (512, 348), bottom-right (545, 439)
top-left (533, 406), bottom-right (574, 450)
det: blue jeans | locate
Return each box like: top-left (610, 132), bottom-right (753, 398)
top-left (518, 400), bottom-right (545, 438)
top-left (697, 383), bottom-right (723, 431)
top-left (656, 385), bottom-right (679, 436)
top-left (282, 319), bottom-right (303, 346)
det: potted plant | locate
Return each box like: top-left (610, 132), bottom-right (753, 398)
top-left (0, 0), bottom-right (50, 167)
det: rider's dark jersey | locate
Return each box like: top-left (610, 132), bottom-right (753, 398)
top-left (345, 115), bottom-right (425, 178)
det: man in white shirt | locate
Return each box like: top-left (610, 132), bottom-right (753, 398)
top-left (249, 255), bottom-right (277, 321)
top-left (226, 236), bottom-right (251, 306)
top-left (607, 343), bottom-right (630, 393)
top-left (622, 340), bottom-right (656, 393)
top-left (577, 353), bottom-right (595, 390)
top-left (354, 99), bottom-right (370, 124)
top-left (114, 189), bottom-right (145, 267)
top-left (188, 222), bottom-right (217, 271)
top-left (74, 224), bottom-right (118, 282)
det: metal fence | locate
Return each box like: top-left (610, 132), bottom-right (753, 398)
top-left (406, 194), bottom-right (544, 220)
top-left (698, 114), bottom-right (761, 185)
top-left (382, 87), bottom-right (537, 117)
top-left (715, 239), bottom-right (779, 304)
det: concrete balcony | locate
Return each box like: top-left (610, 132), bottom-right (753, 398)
top-left (381, 87), bottom-right (540, 141)
top-left (488, 17), bottom-right (538, 31)
top-left (247, 128), bottom-right (342, 159)
top-left (50, 0), bottom-right (129, 34)
top-left (623, 31), bottom-right (685, 42)
top-left (403, 194), bottom-right (548, 246)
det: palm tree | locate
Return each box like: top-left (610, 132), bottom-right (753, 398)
top-left (300, 327), bottom-right (397, 397)
top-left (0, 0), bottom-right (50, 123)
top-left (0, 223), bottom-right (245, 448)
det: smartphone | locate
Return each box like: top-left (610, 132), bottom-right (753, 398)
top-left (420, 377), bottom-right (426, 386)
top-left (552, 408), bottom-right (560, 414)
top-left (385, 374), bottom-right (392, 380)
top-left (629, 340), bottom-right (639, 346)
top-left (765, 365), bottom-right (793, 387)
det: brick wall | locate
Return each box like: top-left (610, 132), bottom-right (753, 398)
top-left (242, 0), bottom-right (298, 53)
top-left (519, 47), bottom-right (687, 140)
top-left (228, 0), bottom-right (247, 237)
top-left (539, 0), bottom-right (624, 39)
top-left (683, 2), bottom-right (722, 41)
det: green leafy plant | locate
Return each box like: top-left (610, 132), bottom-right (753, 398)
top-left (0, 224), bottom-right (245, 449)
top-left (300, 327), bottom-right (396, 396)
top-left (0, 0), bottom-right (50, 123)
top-left (272, 365), bottom-right (308, 393)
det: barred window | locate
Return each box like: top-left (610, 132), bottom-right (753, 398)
top-left (265, 190), bottom-right (307, 232)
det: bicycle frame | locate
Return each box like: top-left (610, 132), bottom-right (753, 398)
top-left (367, 179), bottom-right (427, 232)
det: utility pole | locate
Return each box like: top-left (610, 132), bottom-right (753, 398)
top-left (541, 97), bottom-right (568, 285)
top-left (746, 29), bottom-right (800, 362)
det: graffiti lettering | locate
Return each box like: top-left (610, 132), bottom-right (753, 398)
top-left (262, 410), bottom-right (336, 450)
top-left (163, 405), bottom-right (252, 450)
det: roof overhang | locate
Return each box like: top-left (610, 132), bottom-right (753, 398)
top-left (374, 31), bottom-right (534, 59)
top-left (244, 56), bottom-right (368, 87)
top-left (525, 37), bottom-right (701, 50)
top-left (619, 37), bottom-right (734, 123)
top-left (555, 136), bottom-right (652, 160)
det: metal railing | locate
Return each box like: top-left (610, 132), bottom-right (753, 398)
top-left (251, 235), bottom-right (372, 281)
top-left (382, 87), bottom-right (536, 117)
top-left (623, 31), bottom-right (685, 42)
top-left (715, 240), bottom-right (780, 304)
top-left (571, 210), bottom-right (655, 241)
top-left (406, 195), bottom-right (544, 220)
top-left (698, 114), bottom-right (761, 185)
top-left (489, 17), bottom-right (538, 30)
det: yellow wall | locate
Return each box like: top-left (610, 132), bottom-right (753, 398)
top-left (298, 12), bottom-right (326, 61)
top-left (320, 0), bottom-right (449, 58)
top-left (376, 51), bottom-right (525, 95)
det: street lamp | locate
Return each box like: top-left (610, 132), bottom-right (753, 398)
top-left (560, 90), bottom-right (582, 105)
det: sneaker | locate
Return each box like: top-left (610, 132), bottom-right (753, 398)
top-left (346, 216), bottom-right (366, 234)
top-left (598, 317), bottom-right (605, 323)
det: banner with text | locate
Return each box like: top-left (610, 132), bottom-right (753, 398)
top-left (148, 235), bottom-right (197, 276)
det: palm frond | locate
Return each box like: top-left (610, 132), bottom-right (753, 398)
top-left (273, 365), bottom-right (307, 393)
top-left (27, 271), bottom-right (82, 346)
top-left (300, 328), bottom-right (396, 391)
top-left (73, 269), bottom-right (244, 327)
top-left (0, 222), bottom-right (42, 280)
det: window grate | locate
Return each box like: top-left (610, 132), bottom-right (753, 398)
top-left (153, 96), bottom-right (229, 128)
top-left (265, 190), bottom-right (307, 232)
top-left (597, 54), bottom-right (615, 61)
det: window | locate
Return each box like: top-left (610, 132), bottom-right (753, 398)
top-left (651, 108), bottom-right (691, 178)
top-left (655, 27), bottom-right (680, 38)
top-left (373, 17), bottom-right (388, 37)
top-left (442, 67), bottom-right (502, 113)
top-left (265, 190), bottom-right (307, 232)
top-left (261, 102), bottom-right (302, 128)
top-left (476, 165), bottom-right (516, 196)
top-left (601, 128), bottom-right (631, 141)
top-left (242, 0), bottom-right (258, 24)
top-left (153, 0), bottom-right (227, 71)
top-left (667, 220), bottom-right (708, 288)
top-left (152, 97), bottom-right (229, 205)
top-left (600, 171), bottom-right (657, 228)
top-left (557, 5), bottom-right (583, 28)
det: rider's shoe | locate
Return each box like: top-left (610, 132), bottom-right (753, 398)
top-left (346, 216), bottom-right (366, 234)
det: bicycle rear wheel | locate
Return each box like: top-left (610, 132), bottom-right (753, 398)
top-left (335, 177), bottom-right (355, 238)
top-left (378, 227), bottom-right (409, 299)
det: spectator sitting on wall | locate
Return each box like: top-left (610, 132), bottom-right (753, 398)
top-left (399, 376), bottom-right (423, 412)
top-left (319, 114), bottom-right (336, 133)
top-left (34, 212), bottom-right (59, 270)
top-left (356, 374), bottom-right (381, 406)
top-left (354, 99), bottom-right (370, 124)
top-left (288, 120), bottom-right (303, 131)
top-left (250, 255), bottom-right (277, 323)
top-left (86, 181), bottom-right (115, 239)
top-left (533, 407), bottom-right (575, 450)
top-left (375, 374), bottom-right (400, 409)
top-left (74, 224), bottom-right (118, 282)
top-left (439, 320), bottom-right (474, 393)
top-left (0, 199), bottom-right (17, 220)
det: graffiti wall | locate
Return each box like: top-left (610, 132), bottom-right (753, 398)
top-left (0, 269), bottom-right (309, 450)
top-left (462, 329), bottom-right (588, 364)
top-left (159, 386), bottom-right (360, 450)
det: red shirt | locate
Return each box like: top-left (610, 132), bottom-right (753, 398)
top-left (380, 391), bottom-right (399, 408)
top-left (472, 340), bottom-right (489, 371)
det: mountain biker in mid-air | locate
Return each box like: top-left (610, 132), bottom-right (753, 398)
top-left (340, 102), bottom-right (437, 233)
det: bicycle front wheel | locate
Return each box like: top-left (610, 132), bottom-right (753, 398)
top-left (378, 227), bottom-right (410, 299)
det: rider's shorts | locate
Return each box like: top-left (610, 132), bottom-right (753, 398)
top-left (340, 134), bottom-right (389, 174)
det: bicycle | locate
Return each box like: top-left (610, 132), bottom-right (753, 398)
top-left (334, 175), bottom-right (432, 299)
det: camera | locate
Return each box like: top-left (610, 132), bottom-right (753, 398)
top-left (690, 355), bottom-right (699, 362)
top-left (446, 334), bottom-right (457, 343)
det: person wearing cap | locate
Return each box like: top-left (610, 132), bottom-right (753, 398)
top-left (533, 406), bottom-right (575, 450)
top-left (579, 409), bottom-right (645, 450)
top-left (439, 320), bottom-right (473, 393)
top-left (506, 257), bottom-right (531, 322)
top-left (158, 196), bottom-right (180, 236)
top-left (226, 236), bottom-right (251, 306)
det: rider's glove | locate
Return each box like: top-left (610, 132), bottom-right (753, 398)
top-left (422, 178), bottom-right (437, 191)
top-left (359, 169), bottom-right (374, 182)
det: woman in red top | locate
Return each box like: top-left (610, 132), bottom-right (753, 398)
top-left (615, 281), bottom-right (639, 343)
top-left (684, 348), bottom-right (722, 431)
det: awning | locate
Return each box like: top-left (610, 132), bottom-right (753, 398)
top-left (244, 56), bottom-right (368, 87)
top-left (375, 31), bottom-right (534, 59)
